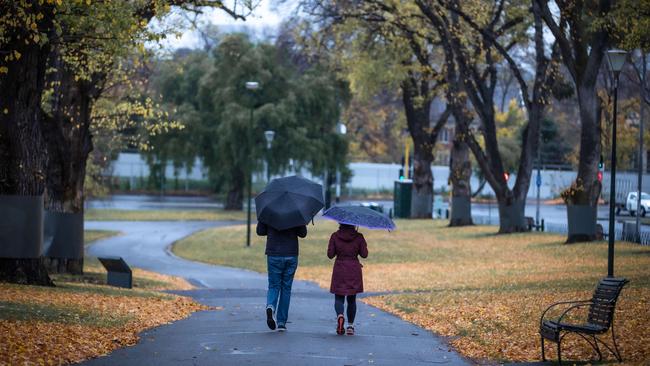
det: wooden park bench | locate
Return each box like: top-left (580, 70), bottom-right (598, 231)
top-left (539, 277), bottom-right (628, 364)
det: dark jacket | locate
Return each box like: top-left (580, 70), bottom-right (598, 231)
top-left (257, 222), bottom-right (307, 256)
top-left (328, 224), bottom-right (368, 295)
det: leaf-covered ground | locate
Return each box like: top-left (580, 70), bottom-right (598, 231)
top-left (0, 231), bottom-right (209, 365)
top-left (173, 220), bottom-right (650, 363)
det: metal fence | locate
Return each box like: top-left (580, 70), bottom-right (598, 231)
top-left (470, 214), bottom-right (650, 246)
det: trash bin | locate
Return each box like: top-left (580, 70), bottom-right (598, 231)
top-left (394, 180), bottom-right (412, 218)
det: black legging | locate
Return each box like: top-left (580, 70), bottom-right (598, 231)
top-left (334, 294), bottom-right (357, 323)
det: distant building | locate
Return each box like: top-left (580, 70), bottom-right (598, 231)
top-left (429, 97), bottom-right (453, 166)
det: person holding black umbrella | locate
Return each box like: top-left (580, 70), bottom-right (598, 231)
top-left (257, 221), bottom-right (307, 331)
top-left (255, 176), bottom-right (325, 332)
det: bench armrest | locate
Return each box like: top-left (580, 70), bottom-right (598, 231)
top-left (540, 300), bottom-right (591, 327)
top-left (557, 302), bottom-right (592, 324)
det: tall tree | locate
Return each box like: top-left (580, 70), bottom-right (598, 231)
top-left (150, 34), bottom-right (348, 210)
top-left (612, 0), bottom-right (650, 215)
top-left (0, 1), bottom-right (57, 285)
top-left (40, 0), bottom-right (150, 274)
top-left (534, 0), bottom-right (612, 242)
top-left (0, 0), bottom-right (253, 284)
top-left (415, 0), bottom-right (557, 233)
top-left (39, 0), bottom-right (252, 274)
top-left (297, 0), bottom-right (451, 217)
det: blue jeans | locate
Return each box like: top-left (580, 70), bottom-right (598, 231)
top-left (266, 256), bottom-right (298, 326)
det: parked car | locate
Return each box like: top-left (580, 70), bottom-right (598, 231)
top-left (616, 191), bottom-right (650, 217)
top-left (360, 202), bottom-right (384, 213)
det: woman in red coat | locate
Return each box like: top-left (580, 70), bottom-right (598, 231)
top-left (327, 223), bottom-right (368, 335)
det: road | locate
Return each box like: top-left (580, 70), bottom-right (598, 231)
top-left (87, 195), bottom-right (650, 239)
top-left (88, 194), bottom-right (639, 224)
top-left (87, 195), bottom-right (223, 211)
top-left (83, 221), bottom-right (469, 366)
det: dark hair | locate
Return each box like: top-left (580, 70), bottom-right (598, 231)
top-left (339, 223), bottom-right (356, 230)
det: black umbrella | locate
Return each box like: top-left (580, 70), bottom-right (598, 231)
top-left (323, 205), bottom-right (396, 231)
top-left (255, 175), bottom-right (324, 231)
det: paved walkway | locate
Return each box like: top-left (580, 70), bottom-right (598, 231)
top-left (83, 221), bottom-right (470, 365)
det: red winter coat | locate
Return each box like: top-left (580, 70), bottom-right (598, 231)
top-left (327, 226), bottom-right (368, 295)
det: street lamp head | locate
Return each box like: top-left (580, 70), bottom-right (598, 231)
top-left (264, 130), bottom-right (275, 149)
top-left (245, 81), bottom-right (259, 90)
top-left (606, 49), bottom-right (628, 75)
top-left (336, 122), bottom-right (347, 135)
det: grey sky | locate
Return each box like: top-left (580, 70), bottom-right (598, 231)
top-left (153, 0), bottom-right (292, 50)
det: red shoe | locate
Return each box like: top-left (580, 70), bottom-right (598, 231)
top-left (336, 315), bottom-right (345, 335)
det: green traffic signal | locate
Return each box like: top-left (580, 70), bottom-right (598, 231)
top-left (598, 155), bottom-right (604, 170)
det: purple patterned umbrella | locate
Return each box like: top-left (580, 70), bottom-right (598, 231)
top-left (323, 205), bottom-right (396, 231)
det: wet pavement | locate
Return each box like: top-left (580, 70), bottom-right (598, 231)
top-left (86, 195), bottom-right (223, 211)
top-left (83, 221), bottom-right (469, 366)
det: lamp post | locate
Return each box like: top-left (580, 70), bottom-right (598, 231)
top-left (635, 50), bottom-right (647, 244)
top-left (536, 125), bottom-right (542, 231)
top-left (245, 81), bottom-right (259, 248)
top-left (264, 130), bottom-right (275, 183)
top-left (335, 122), bottom-right (347, 204)
top-left (606, 49), bottom-right (627, 277)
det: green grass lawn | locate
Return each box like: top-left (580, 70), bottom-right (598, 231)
top-left (85, 230), bottom-right (121, 245)
top-left (85, 208), bottom-right (246, 221)
top-left (173, 220), bottom-right (650, 290)
top-left (172, 220), bottom-right (650, 363)
top-left (172, 220), bottom-right (341, 272)
top-left (172, 220), bottom-right (452, 272)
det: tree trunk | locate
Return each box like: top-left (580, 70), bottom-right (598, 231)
top-left (225, 185), bottom-right (244, 210)
top-left (42, 194), bottom-right (85, 275)
top-left (0, 258), bottom-right (53, 286)
top-left (565, 84), bottom-right (602, 242)
top-left (449, 125), bottom-right (473, 226)
top-left (575, 85), bottom-right (602, 203)
top-left (0, 3), bottom-right (55, 286)
top-left (533, 0), bottom-right (609, 243)
top-left (325, 171), bottom-right (334, 210)
top-left (401, 77), bottom-right (434, 219)
top-left (41, 46), bottom-right (99, 275)
top-left (42, 257), bottom-right (83, 275)
top-left (497, 198), bottom-right (527, 233)
top-left (509, 97), bottom-right (544, 233)
top-left (411, 141), bottom-right (434, 218)
top-left (566, 204), bottom-right (598, 243)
